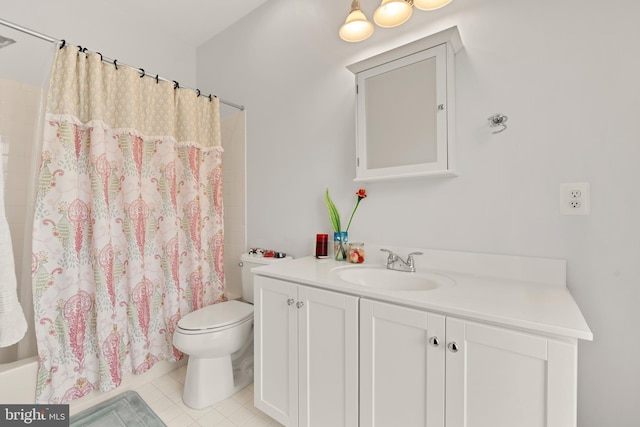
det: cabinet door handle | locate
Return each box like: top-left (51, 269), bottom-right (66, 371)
top-left (428, 336), bottom-right (440, 347)
top-left (287, 298), bottom-right (295, 306)
top-left (447, 342), bottom-right (459, 353)
top-left (296, 301), bottom-right (305, 309)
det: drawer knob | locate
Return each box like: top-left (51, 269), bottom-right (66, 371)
top-left (448, 342), bottom-right (459, 353)
top-left (287, 298), bottom-right (295, 306)
top-left (296, 301), bottom-right (305, 309)
top-left (428, 336), bottom-right (440, 347)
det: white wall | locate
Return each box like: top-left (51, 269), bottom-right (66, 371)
top-left (0, 1), bottom-right (196, 88)
top-left (197, 0), bottom-right (640, 425)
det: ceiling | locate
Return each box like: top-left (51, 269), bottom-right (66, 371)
top-left (106, 0), bottom-right (270, 47)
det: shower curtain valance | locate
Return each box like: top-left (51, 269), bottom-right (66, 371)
top-left (47, 46), bottom-right (221, 147)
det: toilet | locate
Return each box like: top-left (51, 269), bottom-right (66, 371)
top-left (173, 252), bottom-right (289, 409)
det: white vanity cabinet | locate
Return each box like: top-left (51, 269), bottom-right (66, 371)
top-left (253, 275), bottom-right (359, 427)
top-left (360, 299), bottom-right (446, 427)
top-left (445, 318), bottom-right (578, 427)
top-left (257, 288), bottom-right (581, 427)
top-left (253, 253), bottom-right (590, 427)
top-left (360, 299), bottom-right (579, 427)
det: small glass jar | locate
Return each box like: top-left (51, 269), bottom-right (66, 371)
top-left (348, 242), bottom-right (365, 264)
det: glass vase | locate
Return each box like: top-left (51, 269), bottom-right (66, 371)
top-left (334, 231), bottom-right (348, 261)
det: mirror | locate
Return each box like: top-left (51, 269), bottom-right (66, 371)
top-left (347, 26), bottom-right (462, 182)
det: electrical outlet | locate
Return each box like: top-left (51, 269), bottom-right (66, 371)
top-left (560, 182), bottom-right (590, 215)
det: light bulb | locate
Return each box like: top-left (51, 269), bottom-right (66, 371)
top-left (414, 0), bottom-right (452, 11)
top-left (373, 0), bottom-right (413, 28)
top-left (339, 2), bottom-right (374, 42)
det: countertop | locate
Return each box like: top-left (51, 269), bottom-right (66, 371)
top-left (251, 249), bottom-right (593, 341)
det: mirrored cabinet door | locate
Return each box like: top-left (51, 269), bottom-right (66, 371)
top-left (357, 44), bottom-right (448, 180)
top-left (348, 26), bottom-right (462, 182)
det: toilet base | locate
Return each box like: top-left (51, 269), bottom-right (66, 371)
top-left (182, 355), bottom-right (235, 409)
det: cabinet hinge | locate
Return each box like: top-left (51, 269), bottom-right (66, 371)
top-left (356, 84), bottom-right (359, 94)
top-left (357, 157), bottom-right (360, 167)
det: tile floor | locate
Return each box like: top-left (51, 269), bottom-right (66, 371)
top-left (134, 366), bottom-right (283, 427)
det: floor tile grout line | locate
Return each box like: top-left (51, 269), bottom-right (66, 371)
top-left (131, 368), bottom-right (283, 427)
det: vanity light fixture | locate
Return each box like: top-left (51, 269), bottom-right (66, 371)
top-left (413, 0), bottom-right (452, 11)
top-left (373, 0), bottom-right (414, 28)
top-left (339, 0), bottom-right (454, 42)
top-left (339, 0), bottom-right (375, 42)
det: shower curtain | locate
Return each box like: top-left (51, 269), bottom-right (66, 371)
top-left (32, 44), bottom-right (226, 403)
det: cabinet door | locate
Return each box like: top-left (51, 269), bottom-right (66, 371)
top-left (355, 44), bottom-right (449, 182)
top-left (446, 318), bottom-right (577, 427)
top-left (360, 299), bottom-right (446, 427)
top-left (254, 276), bottom-right (299, 426)
top-left (298, 286), bottom-right (359, 427)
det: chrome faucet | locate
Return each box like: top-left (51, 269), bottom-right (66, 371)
top-left (380, 249), bottom-right (423, 273)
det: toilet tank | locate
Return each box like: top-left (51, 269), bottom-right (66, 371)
top-left (240, 253), bottom-right (292, 303)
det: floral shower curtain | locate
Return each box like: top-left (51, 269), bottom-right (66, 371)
top-left (32, 44), bottom-right (226, 403)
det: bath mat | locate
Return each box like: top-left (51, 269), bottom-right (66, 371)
top-left (70, 390), bottom-right (166, 427)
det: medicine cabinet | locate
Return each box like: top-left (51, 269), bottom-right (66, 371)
top-left (347, 26), bottom-right (463, 182)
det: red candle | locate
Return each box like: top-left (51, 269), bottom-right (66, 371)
top-left (315, 234), bottom-right (328, 258)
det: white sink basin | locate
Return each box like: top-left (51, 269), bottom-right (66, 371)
top-left (332, 265), bottom-right (454, 291)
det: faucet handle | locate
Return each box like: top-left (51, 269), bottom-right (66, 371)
top-left (406, 252), bottom-right (423, 270)
top-left (380, 248), bottom-right (398, 262)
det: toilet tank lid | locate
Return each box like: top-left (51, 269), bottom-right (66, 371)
top-left (241, 252), bottom-right (293, 265)
top-left (177, 300), bottom-right (253, 331)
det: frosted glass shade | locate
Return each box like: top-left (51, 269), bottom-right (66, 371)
top-left (373, 0), bottom-right (413, 28)
top-left (339, 9), bottom-right (374, 42)
top-left (414, 0), bottom-right (452, 10)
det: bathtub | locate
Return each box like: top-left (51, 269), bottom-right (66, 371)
top-left (0, 356), bottom-right (186, 415)
top-left (0, 356), bottom-right (38, 404)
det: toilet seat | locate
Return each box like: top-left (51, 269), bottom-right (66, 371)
top-left (177, 300), bottom-right (253, 335)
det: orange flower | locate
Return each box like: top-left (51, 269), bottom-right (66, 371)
top-left (356, 189), bottom-right (367, 199)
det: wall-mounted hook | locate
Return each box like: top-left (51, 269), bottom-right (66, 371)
top-left (488, 114), bottom-right (508, 134)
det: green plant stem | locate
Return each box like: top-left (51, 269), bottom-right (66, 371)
top-left (345, 198), bottom-right (362, 232)
top-left (338, 241), bottom-right (347, 259)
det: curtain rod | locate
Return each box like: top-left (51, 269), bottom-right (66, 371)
top-left (0, 17), bottom-right (245, 111)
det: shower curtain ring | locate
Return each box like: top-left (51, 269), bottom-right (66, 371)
top-left (139, 68), bottom-right (145, 78)
top-left (196, 89), bottom-right (201, 97)
top-left (97, 52), bottom-right (103, 61)
top-left (59, 39), bottom-right (66, 49)
top-left (113, 59), bottom-right (118, 70)
top-left (155, 74), bottom-right (159, 84)
top-left (208, 94), bottom-right (212, 102)
top-left (173, 81), bottom-right (179, 89)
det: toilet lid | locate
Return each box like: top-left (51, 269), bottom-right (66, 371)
top-left (177, 300), bottom-right (253, 332)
